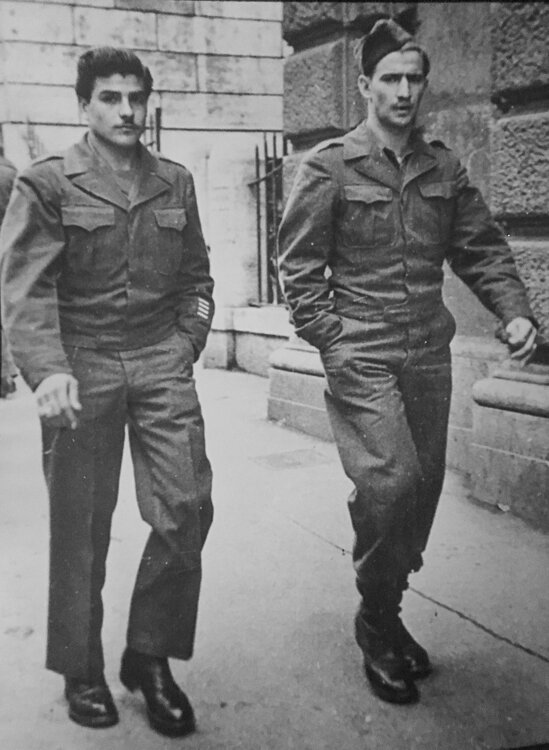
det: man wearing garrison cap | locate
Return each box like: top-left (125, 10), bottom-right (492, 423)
top-left (279, 19), bottom-right (537, 704)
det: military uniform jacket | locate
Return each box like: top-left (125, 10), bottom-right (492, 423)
top-left (0, 136), bottom-right (214, 389)
top-left (278, 120), bottom-right (535, 351)
top-left (0, 155), bottom-right (16, 225)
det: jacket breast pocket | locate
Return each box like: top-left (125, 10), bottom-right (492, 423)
top-left (61, 206), bottom-right (116, 274)
top-left (417, 181), bottom-right (456, 245)
top-left (153, 208), bottom-right (187, 275)
top-left (338, 185), bottom-right (395, 249)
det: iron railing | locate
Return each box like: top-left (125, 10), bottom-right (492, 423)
top-left (145, 107), bottom-right (162, 152)
top-left (249, 133), bottom-right (289, 305)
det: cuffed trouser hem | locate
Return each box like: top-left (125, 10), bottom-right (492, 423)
top-left (46, 661), bottom-right (106, 682)
top-left (125, 642), bottom-right (194, 661)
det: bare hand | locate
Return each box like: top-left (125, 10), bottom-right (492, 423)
top-left (504, 317), bottom-right (538, 364)
top-left (35, 373), bottom-right (81, 429)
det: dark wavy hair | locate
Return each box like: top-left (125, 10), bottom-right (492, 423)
top-left (75, 47), bottom-right (153, 102)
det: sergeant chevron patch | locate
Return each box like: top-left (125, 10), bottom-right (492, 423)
top-left (197, 298), bottom-right (210, 320)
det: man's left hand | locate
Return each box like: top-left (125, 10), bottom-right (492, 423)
top-left (504, 317), bottom-right (538, 364)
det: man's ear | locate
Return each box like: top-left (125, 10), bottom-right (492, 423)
top-left (78, 97), bottom-right (89, 121)
top-left (357, 74), bottom-right (371, 100)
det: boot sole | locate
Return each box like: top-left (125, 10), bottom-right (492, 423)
top-left (365, 666), bottom-right (420, 705)
top-left (408, 665), bottom-right (433, 680)
top-left (147, 709), bottom-right (196, 737)
top-left (68, 708), bottom-right (119, 729)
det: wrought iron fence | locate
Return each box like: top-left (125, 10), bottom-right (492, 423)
top-left (145, 107), bottom-right (162, 152)
top-left (249, 133), bottom-right (289, 305)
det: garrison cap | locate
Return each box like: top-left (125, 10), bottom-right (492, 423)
top-left (356, 18), bottom-right (430, 77)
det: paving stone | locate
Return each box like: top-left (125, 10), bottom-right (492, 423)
top-left (249, 448), bottom-right (331, 471)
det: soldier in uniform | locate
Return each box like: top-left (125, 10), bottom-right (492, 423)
top-left (0, 152), bottom-right (17, 397)
top-left (0, 48), bottom-right (214, 735)
top-left (278, 19), bottom-right (537, 705)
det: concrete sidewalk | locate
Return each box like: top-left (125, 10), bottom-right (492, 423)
top-left (1, 368), bottom-right (548, 750)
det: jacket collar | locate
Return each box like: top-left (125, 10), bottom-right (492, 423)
top-left (63, 135), bottom-right (172, 210)
top-left (342, 120), bottom-right (438, 190)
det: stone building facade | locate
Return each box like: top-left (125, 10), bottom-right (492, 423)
top-left (0, 0), bottom-right (284, 370)
top-left (269, 2), bottom-right (549, 530)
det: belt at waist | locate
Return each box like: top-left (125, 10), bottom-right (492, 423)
top-left (60, 319), bottom-right (176, 350)
top-left (335, 296), bottom-right (444, 323)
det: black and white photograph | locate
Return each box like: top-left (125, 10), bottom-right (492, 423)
top-left (0, 2), bottom-right (548, 748)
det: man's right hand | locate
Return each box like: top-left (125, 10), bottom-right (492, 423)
top-left (35, 373), bottom-right (81, 429)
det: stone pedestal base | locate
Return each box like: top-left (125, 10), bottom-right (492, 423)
top-left (267, 338), bottom-right (333, 440)
top-left (471, 362), bottom-right (549, 531)
top-left (203, 305), bottom-right (292, 376)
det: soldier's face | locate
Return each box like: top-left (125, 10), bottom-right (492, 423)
top-left (79, 74), bottom-right (148, 152)
top-left (359, 49), bottom-right (427, 131)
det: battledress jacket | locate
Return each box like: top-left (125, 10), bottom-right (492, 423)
top-left (278, 121), bottom-right (535, 351)
top-left (0, 155), bottom-right (18, 380)
top-left (0, 155), bottom-right (16, 223)
top-left (0, 136), bottom-right (214, 389)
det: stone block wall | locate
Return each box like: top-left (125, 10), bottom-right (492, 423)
top-left (0, 0), bottom-right (283, 331)
top-left (491, 2), bottom-right (549, 95)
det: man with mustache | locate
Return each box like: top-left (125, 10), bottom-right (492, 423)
top-left (278, 19), bottom-right (537, 705)
top-left (0, 47), bottom-right (214, 735)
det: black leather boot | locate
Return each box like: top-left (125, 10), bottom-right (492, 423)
top-left (393, 618), bottom-right (432, 679)
top-left (387, 575), bottom-right (432, 679)
top-left (64, 675), bottom-right (119, 728)
top-left (355, 606), bottom-right (419, 704)
top-left (120, 647), bottom-right (195, 737)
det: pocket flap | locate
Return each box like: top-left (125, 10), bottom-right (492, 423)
top-left (61, 206), bottom-right (115, 231)
top-left (344, 185), bottom-right (393, 204)
top-left (154, 208), bottom-right (187, 231)
top-left (418, 181), bottom-right (456, 199)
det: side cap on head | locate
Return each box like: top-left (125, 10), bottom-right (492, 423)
top-left (355, 18), bottom-right (430, 77)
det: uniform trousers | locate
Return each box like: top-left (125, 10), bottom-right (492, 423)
top-left (320, 307), bottom-right (455, 601)
top-left (41, 331), bottom-right (213, 681)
